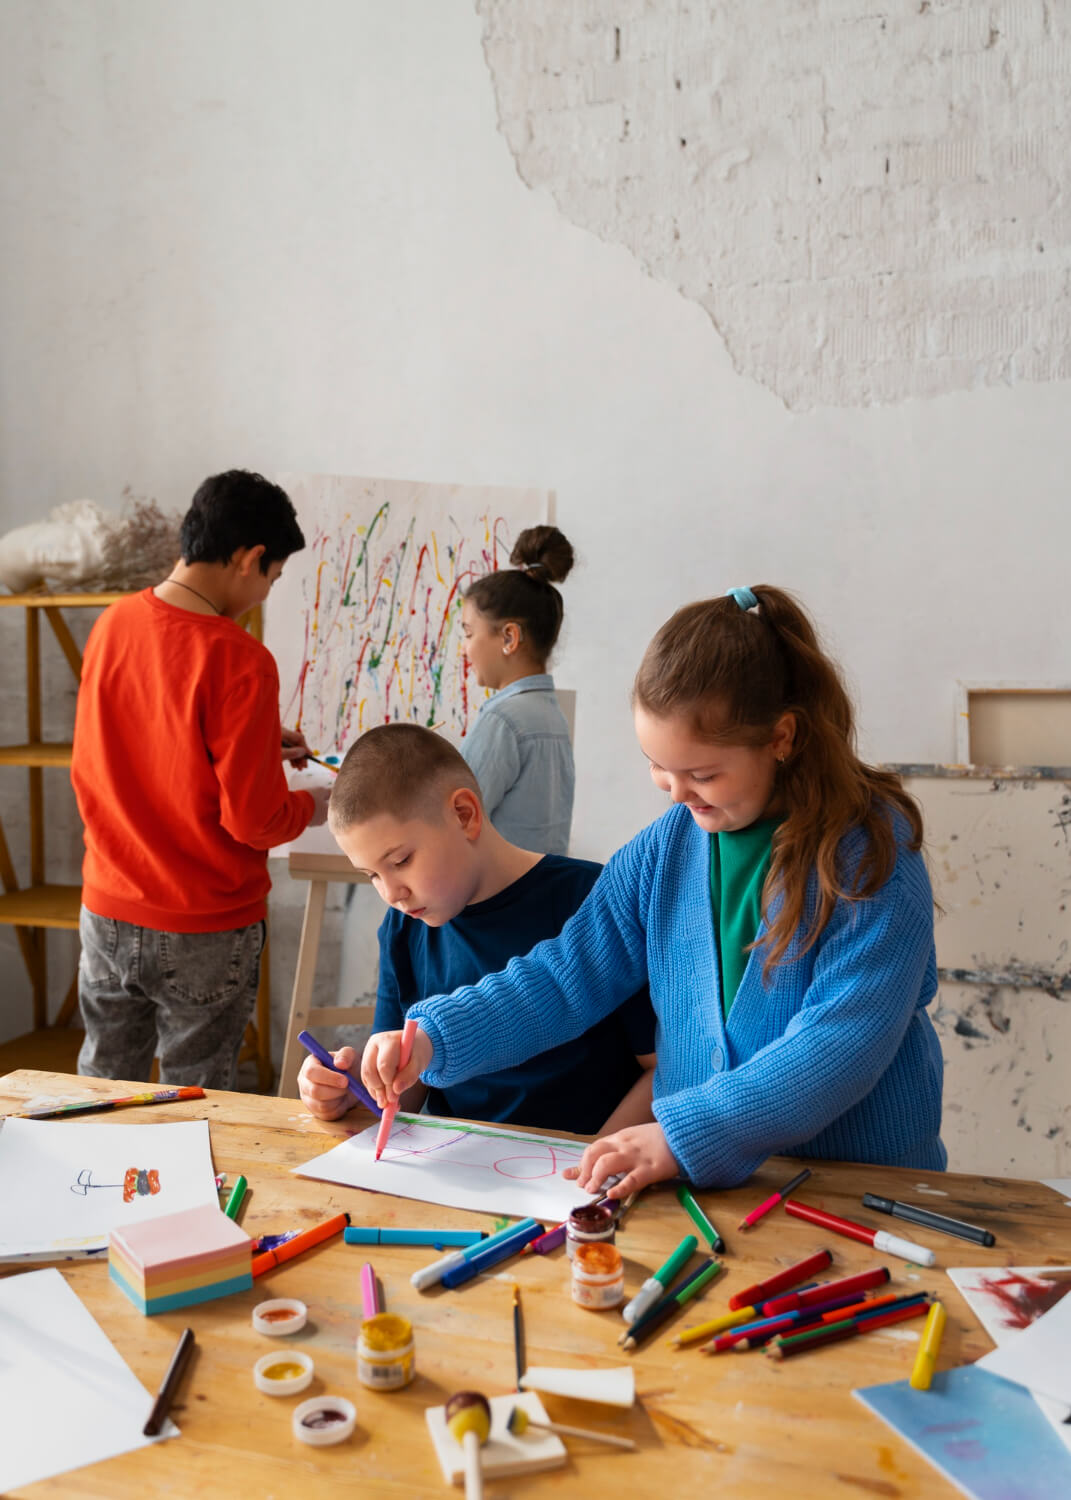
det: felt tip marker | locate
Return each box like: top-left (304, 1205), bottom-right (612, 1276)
top-left (909, 1299), bottom-right (947, 1390)
top-left (251, 1212), bottom-right (350, 1278)
top-left (411, 1219), bottom-right (541, 1292)
top-left (622, 1234), bottom-right (698, 1325)
top-left (374, 1019), bottom-right (418, 1160)
top-left (738, 1167), bottom-right (812, 1230)
top-left (440, 1220), bottom-right (544, 1288)
top-left (861, 1193), bottom-right (995, 1248)
top-left (784, 1199), bottom-right (936, 1267)
top-left (344, 1227), bottom-right (486, 1247)
top-left (298, 1030), bottom-right (381, 1116)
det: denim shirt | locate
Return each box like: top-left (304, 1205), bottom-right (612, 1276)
top-left (460, 674), bottom-right (574, 854)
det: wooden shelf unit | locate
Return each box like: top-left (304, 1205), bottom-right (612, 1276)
top-left (0, 588), bottom-right (273, 1089)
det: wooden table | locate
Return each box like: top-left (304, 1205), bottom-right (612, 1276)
top-left (2, 1069), bottom-right (1068, 1500)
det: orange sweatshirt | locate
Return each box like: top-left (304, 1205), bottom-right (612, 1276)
top-left (73, 590), bottom-right (313, 932)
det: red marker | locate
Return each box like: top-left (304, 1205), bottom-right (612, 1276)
top-left (374, 1018), bottom-right (418, 1161)
top-left (728, 1247), bottom-right (833, 1311)
top-left (784, 1199), bottom-right (936, 1267)
top-left (762, 1265), bottom-right (890, 1317)
top-left (738, 1167), bottom-right (812, 1230)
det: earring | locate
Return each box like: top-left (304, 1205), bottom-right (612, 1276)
top-left (503, 646), bottom-right (511, 655)
top-left (777, 754), bottom-right (786, 764)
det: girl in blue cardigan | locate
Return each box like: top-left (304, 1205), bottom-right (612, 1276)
top-left (361, 585), bottom-right (945, 1193)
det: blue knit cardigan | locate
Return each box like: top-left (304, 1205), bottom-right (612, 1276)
top-left (409, 803), bottom-right (946, 1187)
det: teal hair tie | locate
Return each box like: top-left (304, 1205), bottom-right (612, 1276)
top-left (728, 587), bottom-right (758, 611)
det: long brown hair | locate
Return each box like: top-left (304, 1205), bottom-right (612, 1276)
top-left (633, 585), bottom-right (923, 974)
top-left (464, 525), bottom-right (574, 662)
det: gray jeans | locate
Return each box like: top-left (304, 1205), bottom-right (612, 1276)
top-left (77, 907), bottom-right (264, 1090)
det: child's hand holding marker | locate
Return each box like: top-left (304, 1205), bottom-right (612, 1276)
top-left (362, 1027), bottom-right (433, 1112)
top-left (298, 1044), bottom-right (365, 1121)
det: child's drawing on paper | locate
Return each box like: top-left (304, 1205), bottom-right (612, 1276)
top-left (267, 475), bottom-right (550, 762)
top-left (382, 1119), bottom-right (583, 1181)
top-left (295, 1111), bottom-right (592, 1223)
top-left (71, 1168), bottom-right (161, 1202)
top-left (949, 1265), bottom-right (1071, 1339)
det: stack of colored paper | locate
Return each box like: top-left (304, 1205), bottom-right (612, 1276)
top-left (110, 1203), bottom-right (252, 1314)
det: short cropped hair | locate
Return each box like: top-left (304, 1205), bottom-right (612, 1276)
top-left (329, 725), bottom-right (481, 833)
top-left (180, 470), bottom-right (305, 573)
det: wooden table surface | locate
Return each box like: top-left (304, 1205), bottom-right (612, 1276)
top-left (2, 1069), bottom-right (1068, 1500)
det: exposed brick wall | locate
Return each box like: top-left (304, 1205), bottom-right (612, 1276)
top-left (476, 0), bottom-right (1070, 409)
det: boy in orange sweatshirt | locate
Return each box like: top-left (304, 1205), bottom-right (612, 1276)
top-left (72, 469), bottom-right (328, 1088)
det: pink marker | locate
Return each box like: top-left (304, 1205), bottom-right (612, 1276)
top-left (374, 1018), bottom-right (418, 1161)
top-left (360, 1261), bottom-right (380, 1318)
top-left (738, 1166), bottom-right (812, 1230)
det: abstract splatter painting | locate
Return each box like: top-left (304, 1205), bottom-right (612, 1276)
top-left (266, 474), bottom-right (550, 761)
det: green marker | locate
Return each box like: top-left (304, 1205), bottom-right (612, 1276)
top-left (622, 1257), bottom-right (723, 1349)
top-left (621, 1233), bottom-right (697, 1326)
top-left (677, 1184), bottom-right (725, 1253)
top-left (224, 1175), bottom-right (248, 1220)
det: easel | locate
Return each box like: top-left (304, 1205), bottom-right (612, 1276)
top-left (277, 851), bottom-right (374, 1098)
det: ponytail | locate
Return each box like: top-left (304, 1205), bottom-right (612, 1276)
top-left (464, 525), bottom-right (575, 662)
top-left (633, 585), bottom-right (924, 973)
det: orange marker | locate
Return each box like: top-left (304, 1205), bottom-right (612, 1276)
top-left (374, 1019), bottom-right (418, 1161)
top-left (251, 1212), bottom-right (350, 1278)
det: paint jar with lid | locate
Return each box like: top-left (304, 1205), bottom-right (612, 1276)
top-left (565, 1202), bottom-right (615, 1260)
top-left (357, 1313), bottom-right (415, 1391)
top-left (571, 1241), bottom-right (625, 1311)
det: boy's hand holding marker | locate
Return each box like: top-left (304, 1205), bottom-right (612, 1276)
top-left (563, 1122), bottom-right (681, 1200)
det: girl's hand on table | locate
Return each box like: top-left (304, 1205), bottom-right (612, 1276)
top-left (564, 1122), bottom-right (680, 1198)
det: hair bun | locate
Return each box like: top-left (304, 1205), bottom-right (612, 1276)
top-left (509, 525), bottom-right (575, 585)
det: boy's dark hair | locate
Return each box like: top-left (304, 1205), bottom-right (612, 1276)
top-left (180, 470), bottom-right (305, 573)
top-left (329, 725), bottom-right (481, 833)
top-left (464, 525), bottom-right (574, 662)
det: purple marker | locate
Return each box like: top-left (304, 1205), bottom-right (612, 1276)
top-left (298, 1030), bottom-right (381, 1116)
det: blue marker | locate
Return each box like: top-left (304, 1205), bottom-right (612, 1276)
top-left (344, 1227), bottom-right (486, 1247)
top-left (298, 1029), bottom-right (381, 1116)
top-left (441, 1220), bottom-right (544, 1289)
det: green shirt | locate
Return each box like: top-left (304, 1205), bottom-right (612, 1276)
top-left (709, 817), bottom-right (780, 1018)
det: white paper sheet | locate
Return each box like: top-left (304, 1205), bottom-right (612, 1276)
top-left (0, 1267), bottom-right (177, 1490)
top-left (294, 1112), bottom-right (592, 1222)
top-left (949, 1266), bottom-right (1071, 1457)
top-left (976, 1291), bottom-right (1071, 1406)
top-left (1040, 1177), bottom-right (1071, 1207)
top-left (0, 1119), bottom-right (218, 1258)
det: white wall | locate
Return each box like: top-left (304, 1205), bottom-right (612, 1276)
top-left (1, 3), bottom-right (1068, 1169)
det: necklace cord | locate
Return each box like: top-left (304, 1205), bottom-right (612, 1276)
top-left (161, 578), bottom-right (224, 615)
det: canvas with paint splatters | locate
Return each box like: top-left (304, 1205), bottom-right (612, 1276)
top-left (266, 473), bottom-right (550, 760)
top-left (948, 1265), bottom-right (1071, 1459)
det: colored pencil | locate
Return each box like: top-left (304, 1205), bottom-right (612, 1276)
top-left (909, 1299), bottom-right (946, 1389)
top-left (361, 1261), bottom-right (381, 1318)
top-left (143, 1327), bottom-right (196, 1436)
top-left (862, 1193), bottom-right (995, 1247)
top-left (676, 1185), bottom-right (725, 1253)
top-left (298, 1029), bottom-right (381, 1116)
top-left (729, 1247), bottom-right (833, 1310)
top-left (723, 1291), bottom-right (925, 1353)
top-left (374, 1018), bottom-right (418, 1160)
top-left (344, 1227), bottom-right (486, 1247)
top-left (512, 1285), bottom-right (525, 1390)
top-left (622, 1233), bottom-right (698, 1325)
top-left (784, 1199), bottom-right (936, 1266)
top-left (441, 1220), bottom-right (544, 1289)
top-left (251, 1211), bottom-right (350, 1278)
top-left (766, 1297), bottom-right (930, 1359)
top-left (670, 1303), bottom-right (757, 1348)
top-left (762, 1266), bottom-right (890, 1317)
top-left (738, 1167), bottom-right (812, 1230)
top-left (621, 1258), bottom-right (722, 1350)
top-left (13, 1086), bottom-right (205, 1121)
top-left (223, 1175), bottom-right (247, 1221)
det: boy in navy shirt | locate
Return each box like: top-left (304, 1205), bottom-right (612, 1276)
top-left (298, 725), bottom-right (655, 1134)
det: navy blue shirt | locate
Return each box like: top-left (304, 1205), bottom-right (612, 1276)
top-left (374, 854), bottom-right (656, 1134)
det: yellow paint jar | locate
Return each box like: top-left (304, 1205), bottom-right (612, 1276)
top-left (357, 1313), bottom-right (415, 1391)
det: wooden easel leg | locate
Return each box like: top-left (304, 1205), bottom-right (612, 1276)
top-left (278, 879), bottom-right (327, 1099)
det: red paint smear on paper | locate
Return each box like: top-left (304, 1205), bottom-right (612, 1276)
top-left (977, 1271), bottom-right (1070, 1330)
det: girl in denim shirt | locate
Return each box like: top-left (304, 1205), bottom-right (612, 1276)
top-left (460, 526), bottom-right (576, 854)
